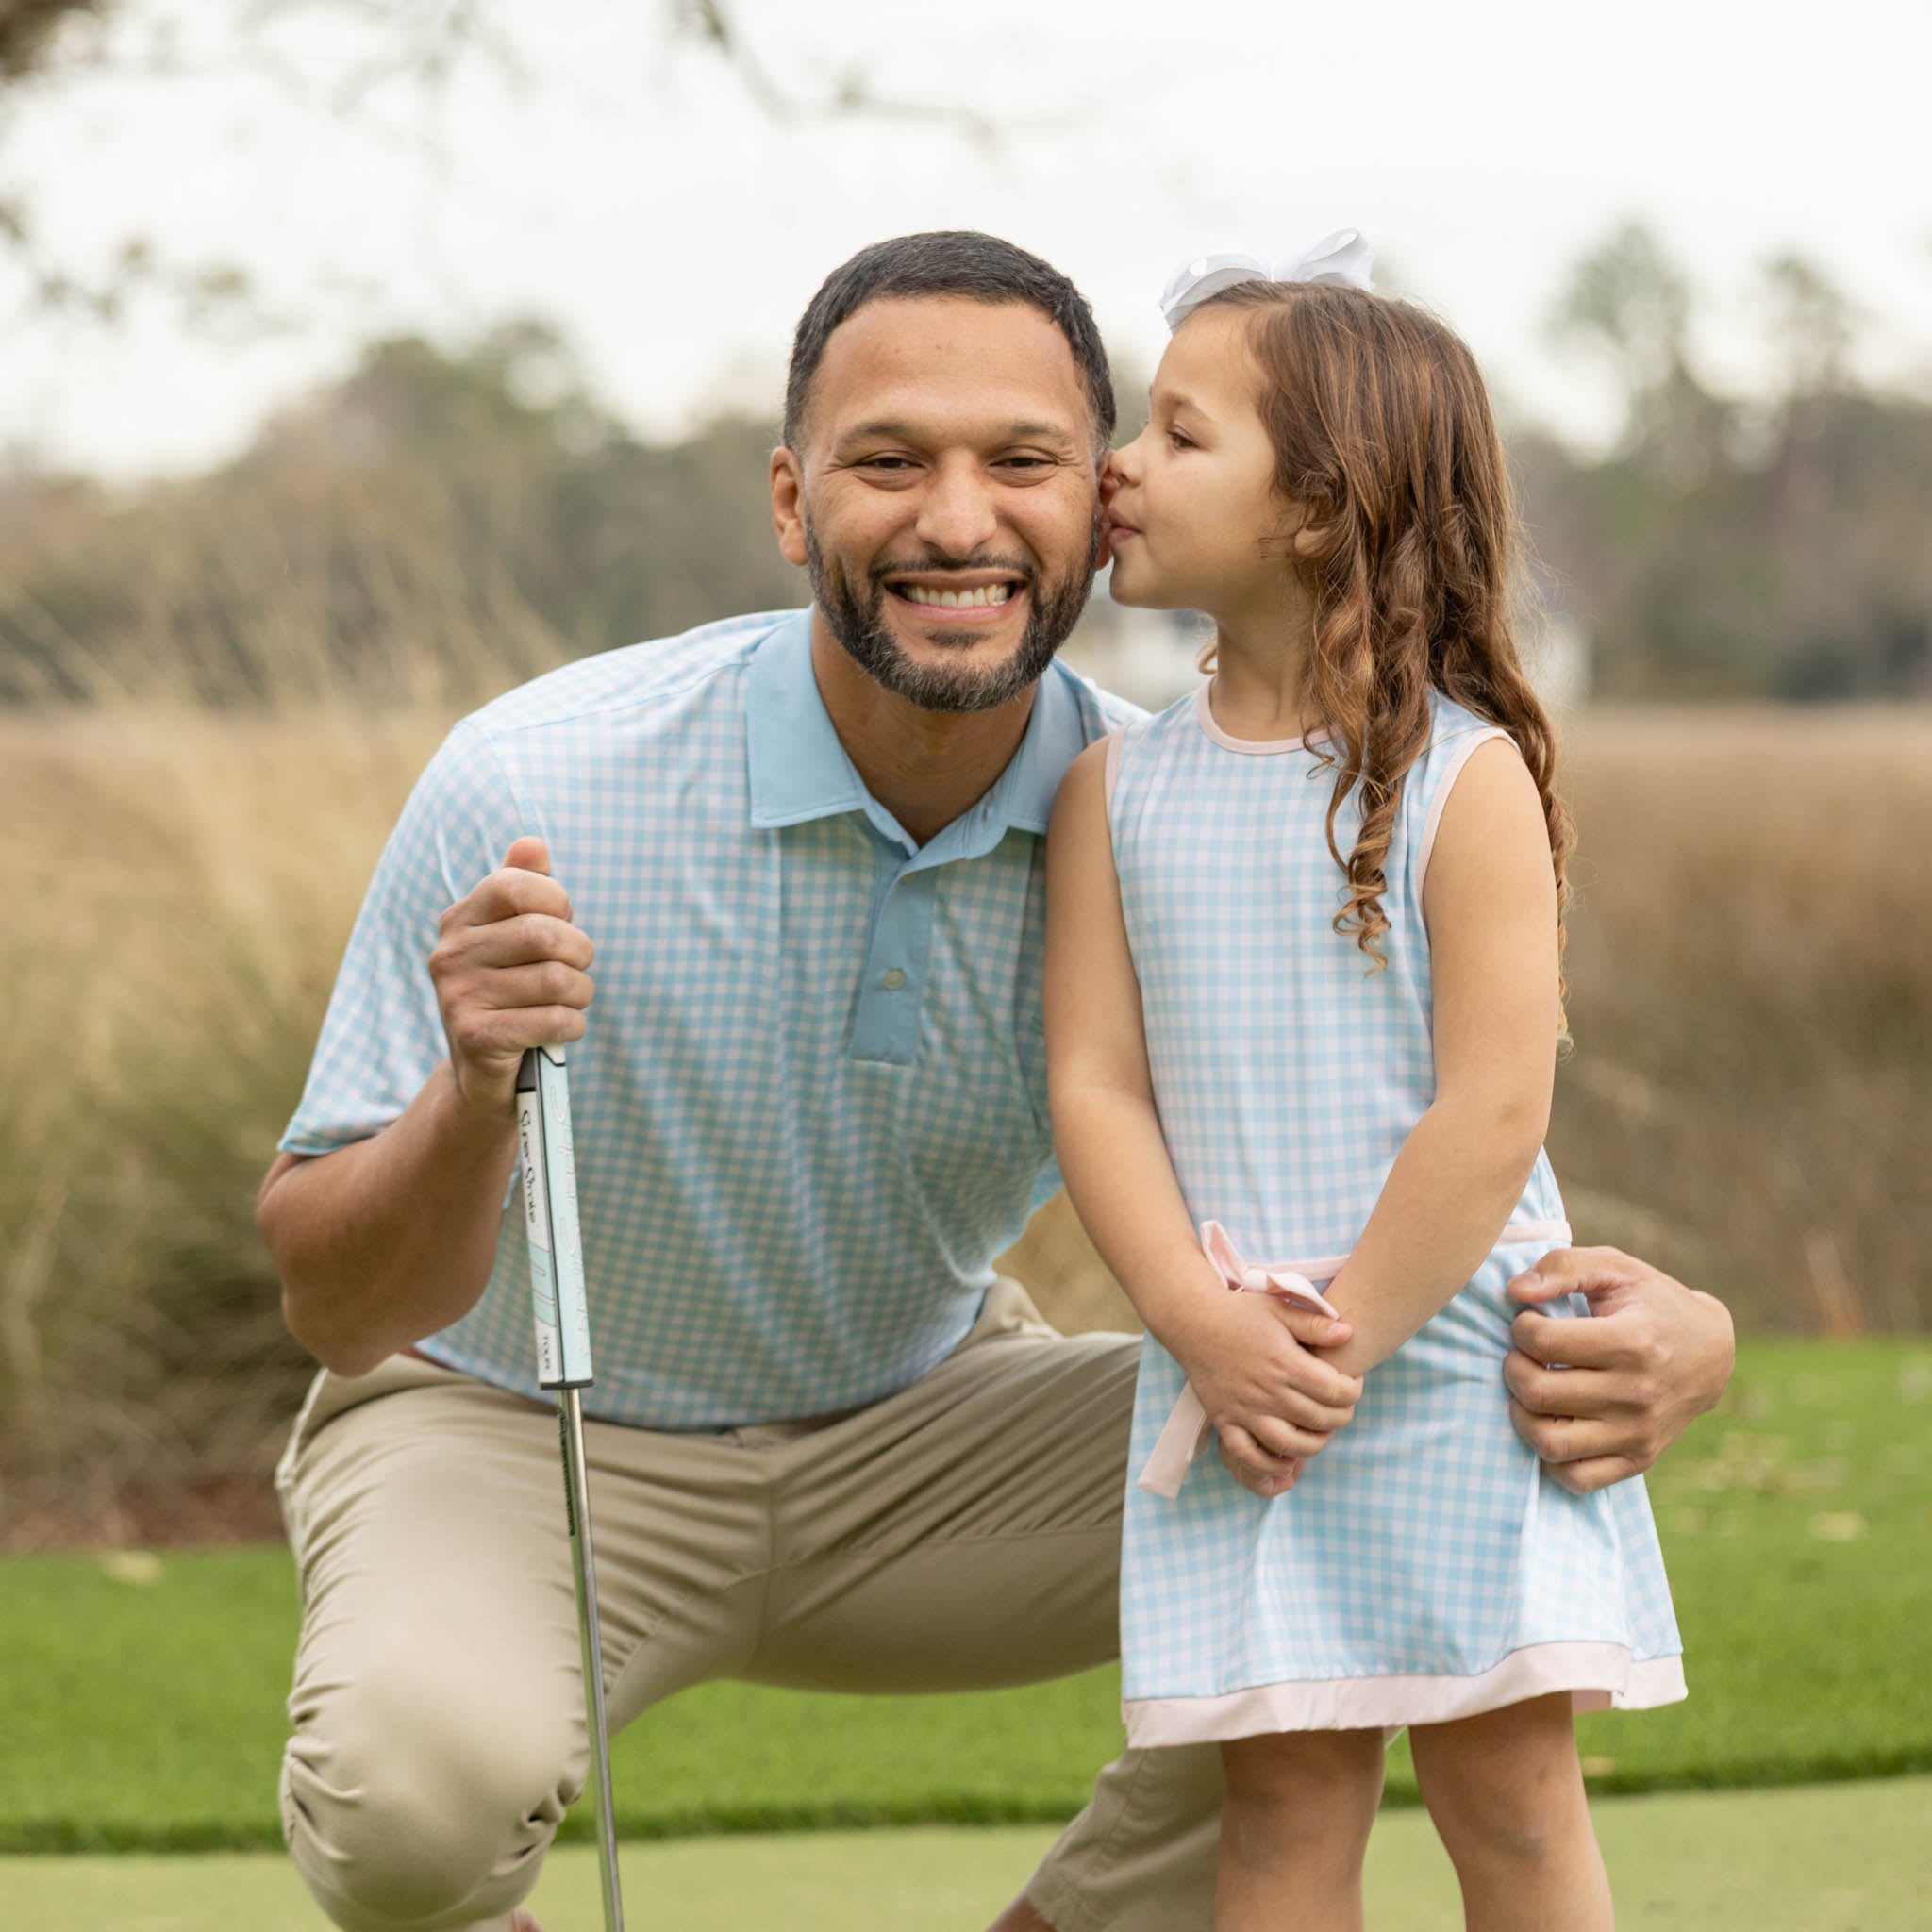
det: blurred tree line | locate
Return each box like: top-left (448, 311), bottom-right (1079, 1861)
top-left (0, 322), bottom-right (808, 704)
top-left (1516, 224), bottom-right (1932, 700)
top-left (0, 221), bottom-right (1927, 705)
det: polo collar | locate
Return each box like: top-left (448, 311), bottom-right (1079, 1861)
top-left (746, 610), bottom-right (867, 829)
top-left (744, 608), bottom-right (1085, 843)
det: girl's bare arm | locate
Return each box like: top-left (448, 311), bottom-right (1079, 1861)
top-left (1319, 737), bottom-right (1562, 1379)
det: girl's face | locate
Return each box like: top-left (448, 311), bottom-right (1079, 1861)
top-left (1105, 306), bottom-right (1297, 622)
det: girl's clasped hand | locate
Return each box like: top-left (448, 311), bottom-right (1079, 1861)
top-left (1165, 1277), bottom-right (1361, 1494)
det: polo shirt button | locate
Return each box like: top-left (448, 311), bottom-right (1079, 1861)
top-left (880, 968), bottom-right (907, 991)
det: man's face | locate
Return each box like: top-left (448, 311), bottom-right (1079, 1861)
top-left (773, 296), bottom-right (1104, 714)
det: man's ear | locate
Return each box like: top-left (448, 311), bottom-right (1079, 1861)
top-left (771, 446), bottom-right (808, 568)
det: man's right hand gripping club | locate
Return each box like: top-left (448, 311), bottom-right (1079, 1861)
top-left (432, 837), bottom-right (597, 1118)
top-left (258, 838), bottom-right (597, 1377)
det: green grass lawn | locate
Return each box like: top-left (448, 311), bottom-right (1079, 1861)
top-left (8, 1780), bottom-right (1932, 1931)
top-left (4, 1341), bottom-right (1928, 1855)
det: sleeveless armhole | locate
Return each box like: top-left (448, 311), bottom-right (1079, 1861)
top-left (1416, 727), bottom-right (1513, 901)
top-left (1098, 730), bottom-right (1128, 881)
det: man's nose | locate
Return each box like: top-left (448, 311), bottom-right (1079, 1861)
top-left (914, 458), bottom-right (1001, 557)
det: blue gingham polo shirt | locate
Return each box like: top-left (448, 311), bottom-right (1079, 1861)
top-left (280, 608), bottom-right (1139, 1427)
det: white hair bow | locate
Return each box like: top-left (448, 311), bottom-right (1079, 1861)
top-left (1159, 228), bottom-right (1375, 332)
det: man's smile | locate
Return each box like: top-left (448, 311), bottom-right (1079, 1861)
top-left (882, 571), bottom-right (1029, 625)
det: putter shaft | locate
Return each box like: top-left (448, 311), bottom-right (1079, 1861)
top-left (559, 1386), bottom-right (624, 1932)
top-left (518, 1045), bottom-right (625, 1932)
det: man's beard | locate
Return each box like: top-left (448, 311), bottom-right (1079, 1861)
top-left (803, 509), bottom-right (1099, 715)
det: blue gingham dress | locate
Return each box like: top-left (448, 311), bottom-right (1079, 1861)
top-left (1111, 685), bottom-right (1684, 1743)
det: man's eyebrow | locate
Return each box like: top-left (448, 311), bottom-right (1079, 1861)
top-left (832, 418), bottom-right (1083, 451)
top-left (995, 420), bottom-right (1083, 446)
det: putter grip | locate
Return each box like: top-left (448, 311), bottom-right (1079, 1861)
top-left (516, 1045), bottom-right (594, 1389)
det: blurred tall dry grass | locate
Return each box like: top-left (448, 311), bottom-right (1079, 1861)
top-left (1549, 708), bottom-right (1931, 1337)
top-left (2, 693), bottom-right (1927, 1524)
top-left (0, 704), bottom-right (454, 1528)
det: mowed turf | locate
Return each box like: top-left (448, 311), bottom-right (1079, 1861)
top-left (4, 1341), bottom-right (1928, 1855)
top-left (8, 1780), bottom-right (1932, 1930)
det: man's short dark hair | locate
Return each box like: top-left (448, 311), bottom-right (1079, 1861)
top-left (783, 230), bottom-right (1116, 453)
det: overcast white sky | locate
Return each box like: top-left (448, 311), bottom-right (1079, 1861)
top-left (6, 0), bottom-right (1930, 479)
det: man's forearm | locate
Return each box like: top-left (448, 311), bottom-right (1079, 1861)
top-left (259, 1060), bottom-right (521, 1376)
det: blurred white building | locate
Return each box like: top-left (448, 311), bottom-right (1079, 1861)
top-left (1524, 610), bottom-right (1593, 714)
top-left (1067, 569), bottom-right (1593, 717)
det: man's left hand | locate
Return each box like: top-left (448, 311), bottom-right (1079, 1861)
top-left (1503, 1246), bottom-right (1735, 1494)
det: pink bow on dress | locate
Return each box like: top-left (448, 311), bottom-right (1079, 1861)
top-left (1136, 1223), bottom-right (1342, 1500)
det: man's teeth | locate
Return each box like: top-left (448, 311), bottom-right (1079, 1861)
top-left (899, 584), bottom-right (1015, 609)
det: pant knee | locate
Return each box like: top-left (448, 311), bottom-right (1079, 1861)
top-left (285, 1664), bottom-right (582, 1931)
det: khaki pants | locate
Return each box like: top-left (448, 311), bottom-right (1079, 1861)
top-left (275, 1282), bottom-right (1221, 1931)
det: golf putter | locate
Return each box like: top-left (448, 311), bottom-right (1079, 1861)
top-left (517, 1044), bottom-right (625, 1932)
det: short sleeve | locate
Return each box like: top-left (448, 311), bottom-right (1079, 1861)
top-left (279, 720), bottom-right (530, 1156)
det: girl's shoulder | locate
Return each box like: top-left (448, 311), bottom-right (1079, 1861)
top-left (1402, 691), bottom-right (1531, 880)
top-left (1099, 686), bottom-right (1199, 792)
top-left (1424, 686), bottom-right (1518, 755)
top-left (1409, 690), bottom-right (1525, 802)
top-left (1122, 686), bottom-right (1200, 747)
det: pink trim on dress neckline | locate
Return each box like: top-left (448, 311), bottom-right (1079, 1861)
top-left (1192, 682), bottom-right (1313, 755)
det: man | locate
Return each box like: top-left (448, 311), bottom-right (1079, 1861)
top-left (258, 231), bottom-right (1733, 1932)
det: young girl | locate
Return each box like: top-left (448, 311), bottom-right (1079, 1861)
top-left (1044, 242), bottom-right (1684, 1931)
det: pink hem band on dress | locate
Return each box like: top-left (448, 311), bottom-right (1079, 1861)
top-left (1137, 1218), bottom-right (1572, 1500)
top-left (1124, 1643), bottom-right (1688, 1745)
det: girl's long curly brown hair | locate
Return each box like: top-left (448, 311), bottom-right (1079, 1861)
top-left (1194, 279), bottom-right (1574, 1013)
